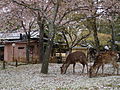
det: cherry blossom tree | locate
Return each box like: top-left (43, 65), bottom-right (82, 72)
top-left (1, 0), bottom-right (120, 74)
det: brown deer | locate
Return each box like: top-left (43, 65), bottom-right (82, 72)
top-left (89, 51), bottom-right (119, 78)
top-left (60, 51), bottom-right (88, 74)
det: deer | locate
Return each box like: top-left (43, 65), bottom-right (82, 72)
top-left (87, 47), bottom-right (97, 62)
top-left (89, 51), bottom-right (119, 78)
top-left (60, 51), bottom-right (88, 74)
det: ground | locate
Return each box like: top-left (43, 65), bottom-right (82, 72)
top-left (0, 62), bottom-right (120, 90)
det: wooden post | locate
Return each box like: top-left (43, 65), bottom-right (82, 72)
top-left (15, 59), bottom-right (18, 67)
top-left (3, 60), bottom-right (5, 69)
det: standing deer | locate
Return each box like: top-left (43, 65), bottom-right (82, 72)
top-left (89, 51), bottom-right (119, 78)
top-left (60, 51), bottom-right (88, 74)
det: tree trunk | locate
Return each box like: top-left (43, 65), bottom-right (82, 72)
top-left (26, 34), bottom-right (30, 63)
top-left (39, 25), bottom-right (44, 63)
top-left (41, 0), bottom-right (60, 74)
top-left (92, 18), bottom-right (100, 52)
top-left (21, 21), bottom-right (31, 63)
top-left (38, 14), bottom-right (45, 63)
top-left (41, 40), bottom-right (53, 74)
top-left (41, 22), bottom-right (55, 74)
top-left (41, 31), bottom-right (54, 73)
top-left (110, 20), bottom-right (115, 51)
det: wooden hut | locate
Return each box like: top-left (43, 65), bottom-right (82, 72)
top-left (4, 41), bottom-right (39, 63)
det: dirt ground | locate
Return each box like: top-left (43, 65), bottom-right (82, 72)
top-left (0, 62), bottom-right (120, 90)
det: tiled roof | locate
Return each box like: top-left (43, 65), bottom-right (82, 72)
top-left (0, 30), bottom-right (39, 40)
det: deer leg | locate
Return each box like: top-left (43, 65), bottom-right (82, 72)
top-left (82, 64), bottom-right (85, 73)
top-left (86, 64), bottom-right (88, 74)
top-left (89, 66), bottom-right (96, 77)
top-left (64, 64), bottom-right (70, 74)
top-left (117, 66), bottom-right (119, 75)
top-left (116, 64), bottom-right (119, 75)
top-left (112, 63), bottom-right (119, 74)
top-left (73, 63), bottom-right (76, 73)
top-left (95, 64), bottom-right (104, 75)
top-left (112, 65), bottom-right (115, 74)
top-left (102, 65), bottom-right (104, 74)
top-left (96, 66), bottom-right (100, 74)
top-left (89, 67), bottom-right (93, 78)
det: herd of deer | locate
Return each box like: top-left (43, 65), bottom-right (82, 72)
top-left (60, 49), bottom-right (120, 78)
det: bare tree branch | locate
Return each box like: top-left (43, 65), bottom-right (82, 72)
top-left (71, 29), bottom-right (91, 48)
top-left (21, 21), bottom-right (28, 35)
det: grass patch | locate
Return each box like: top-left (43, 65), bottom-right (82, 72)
top-left (104, 84), bottom-right (120, 88)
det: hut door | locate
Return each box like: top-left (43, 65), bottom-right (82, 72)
top-left (0, 47), bottom-right (4, 61)
top-left (18, 47), bottom-right (25, 62)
